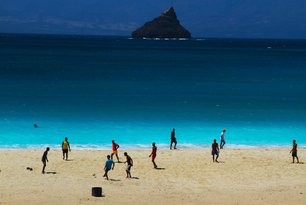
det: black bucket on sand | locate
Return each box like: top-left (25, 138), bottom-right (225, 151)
top-left (92, 187), bottom-right (102, 197)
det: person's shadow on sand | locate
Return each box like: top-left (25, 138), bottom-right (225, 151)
top-left (109, 179), bottom-right (121, 182)
top-left (46, 171), bottom-right (57, 174)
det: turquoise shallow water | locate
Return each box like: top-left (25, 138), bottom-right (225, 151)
top-left (0, 34), bottom-right (305, 149)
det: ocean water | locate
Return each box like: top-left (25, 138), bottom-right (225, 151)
top-left (0, 34), bottom-right (305, 149)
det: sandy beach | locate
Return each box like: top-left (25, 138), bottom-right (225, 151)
top-left (0, 148), bottom-right (305, 205)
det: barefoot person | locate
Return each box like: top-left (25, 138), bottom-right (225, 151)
top-left (111, 140), bottom-right (120, 162)
top-left (149, 142), bottom-right (158, 168)
top-left (103, 155), bottom-right (115, 180)
top-left (124, 152), bottom-right (133, 178)
top-left (220, 129), bottom-right (226, 149)
top-left (41, 147), bottom-right (50, 174)
top-left (170, 128), bottom-right (177, 150)
top-left (290, 140), bottom-right (299, 163)
top-left (62, 137), bottom-right (71, 160)
top-left (211, 139), bottom-right (219, 163)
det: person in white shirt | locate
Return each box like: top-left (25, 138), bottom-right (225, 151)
top-left (220, 129), bottom-right (226, 149)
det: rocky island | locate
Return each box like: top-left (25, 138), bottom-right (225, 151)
top-left (131, 7), bottom-right (191, 39)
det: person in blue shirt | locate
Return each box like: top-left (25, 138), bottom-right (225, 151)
top-left (103, 155), bottom-right (115, 180)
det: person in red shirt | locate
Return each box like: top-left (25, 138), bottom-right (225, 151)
top-left (149, 142), bottom-right (158, 169)
top-left (111, 140), bottom-right (120, 162)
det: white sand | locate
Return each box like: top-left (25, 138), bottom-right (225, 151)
top-left (0, 148), bottom-right (305, 205)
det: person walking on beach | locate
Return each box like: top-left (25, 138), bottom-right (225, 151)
top-left (41, 147), bottom-right (50, 174)
top-left (111, 140), bottom-right (120, 162)
top-left (220, 129), bottom-right (226, 149)
top-left (149, 142), bottom-right (158, 168)
top-left (124, 152), bottom-right (133, 178)
top-left (170, 128), bottom-right (177, 150)
top-left (62, 137), bottom-right (71, 160)
top-left (103, 155), bottom-right (115, 180)
top-left (290, 140), bottom-right (299, 163)
top-left (211, 139), bottom-right (219, 163)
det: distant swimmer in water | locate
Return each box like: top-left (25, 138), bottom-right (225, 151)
top-left (211, 139), bottom-right (219, 163)
top-left (290, 139), bottom-right (299, 163)
top-left (149, 142), bottom-right (158, 169)
top-left (62, 137), bottom-right (71, 160)
top-left (34, 124), bottom-right (38, 128)
top-left (170, 128), bottom-right (177, 150)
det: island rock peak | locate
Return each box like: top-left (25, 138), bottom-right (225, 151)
top-left (132, 7), bottom-right (191, 39)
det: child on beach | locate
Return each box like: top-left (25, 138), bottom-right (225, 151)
top-left (124, 152), bottom-right (133, 178)
top-left (149, 142), bottom-right (158, 169)
top-left (111, 140), bottom-right (120, 162)
top-left (103, 155), bottom-right (115, 180)
top-left (290, 140), bottom-right (299, 163)
top-left (211, 139), bottom-right (219, 163)
top-left (41, 147), bottom-right (50, 174)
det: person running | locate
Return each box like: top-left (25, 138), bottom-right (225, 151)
top-left (103, 155), bottom-right (115, 180)
top-left (170, 128), bottom-right (177, 150)
top-left (111, 140), bottom-right (120, 162)
top-left (62, 137), bottom-right (71, 160)
top-left (41, 147), bottom-right (50, 174)
top-left (220, 129), bottom-right (226, 149)
top-left (290, 140), bottom-right (299, 163)
top-left (124, 152), bottom-right (133, 178)
top-left (211, 139), bottom-right (219, 163)
top-left (149, 142), bottom-right (158, 168)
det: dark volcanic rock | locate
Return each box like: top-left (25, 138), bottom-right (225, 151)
top-left (132, 7), bottom-right (191, 39)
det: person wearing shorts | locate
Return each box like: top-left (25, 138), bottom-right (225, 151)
top-left (290, 140), bottom-right (299, 163)
top-left (149, 142), bottom-right (158, 168)
top-left (220, 129), bottom-right (226, 149)
top-left (41, 147), bottom-right (50, 174)
top-left (170, 128), bottom-right (177, 150)
top-left (124, 152), bottom-right (133, 178)
top-left (62, 137), bottom-right (71, 160)
top-left (103, 155), bottom-right (115, 180)
top-left (111, 140), bottom-right (120, 162)
top-left (211, 139), bottom-right (219, 163)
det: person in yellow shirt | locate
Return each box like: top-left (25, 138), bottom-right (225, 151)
top-left (62, 137), bottom-right (71, 160)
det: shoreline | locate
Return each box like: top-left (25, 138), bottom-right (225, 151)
top-left (0, 143), bottom-right (304, 150)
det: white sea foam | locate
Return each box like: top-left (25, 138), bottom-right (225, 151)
top-left (0, 143), bottom-right (297, 150)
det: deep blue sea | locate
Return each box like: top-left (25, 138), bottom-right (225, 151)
top-left (0, 34), bottom-right (305, 149)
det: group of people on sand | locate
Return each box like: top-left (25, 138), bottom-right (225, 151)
top-left (103, 140), bottom-right (157, 180)
top-left (103, 140), bottom-right (134, 180)
top-left (41, 137), bottom-right (71, 174)
top-left (41, 128), bottom-right (301, 176)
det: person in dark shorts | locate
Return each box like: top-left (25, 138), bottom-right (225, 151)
top-left (170, 128), bottom-right (177, 150)
top-left (124, 152), bottom-right (133, 178)
top-left (103, 155), bottom-right (115, 180)
top-left (62, 137), bottom-right (71, 160)
top-left (211, 139), bottom-right (219, 163)
top-left (149, 142), bottom-right (158, 168)
top-left (220, 129), bottom-right (226, 149)
top-left (290, 140), bottom-right (299, 163)
top-left (41, 147), bottom-right (50, 174)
